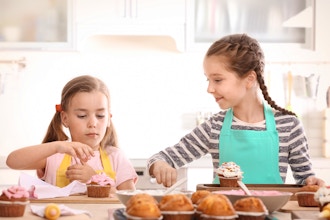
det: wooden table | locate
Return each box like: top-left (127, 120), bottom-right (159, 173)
top-left (280, 201), bottom-right (326, 220)
top-left (1, 195), bottom-right (125, 220)
top-left (0, 196), bottom-right (324, 219)
top-left (29, 194), bottom-right (121, 204)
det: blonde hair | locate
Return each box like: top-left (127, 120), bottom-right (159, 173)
top-left (206, 33), bottom-right (296, 116)
top-left (42, 75), bottom-right (119, 149)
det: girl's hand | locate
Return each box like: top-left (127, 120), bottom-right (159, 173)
top-left (56, 141), bottom-right (95, 164)
top-left (66, 164), bottom-right (96, 183)
top-left (305, 176), bottom-right (326, 186)
top-left (149, 160), bottom-right (177, 187)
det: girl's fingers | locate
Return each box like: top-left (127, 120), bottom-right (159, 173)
top-left (71, 143), bottom-right (94, 161)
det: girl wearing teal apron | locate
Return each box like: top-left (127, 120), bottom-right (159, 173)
top-left (214, 103), bottom-right (283, 184)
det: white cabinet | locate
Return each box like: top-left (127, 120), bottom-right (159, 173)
top-left (185, 0), bottom-right (316, 55)
top-left (0, 0), bottom-right (75, 51)
top-left (76, 0), bottom-right (185, 24)
top-left (75, 0), bottom-right (186, 51)
top-left (314, 0), bottom-right (330, 58)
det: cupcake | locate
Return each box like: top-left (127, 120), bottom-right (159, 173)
top-left (233, 197), bottom-right (268, 220)
top-left (125, 193), bottom-right (162, 220)
top-left (86, 172), bottom-right (115, 198)
top-left (158, 193), bottom-right (194, 220)
top-left (0, 186), bottom-right (30, 217)
top-left (197, 194), bottom-right (237, 220)
top-left (191, 190), bottom-right (212, 206)
top-left (296, 185), bottom-right (320, 207)
top-left (314, 186), bottom-right (330, 211)
top-left (319, 203), bottom-right (330, 220)
top-left (216, 162), bottom-right (243, 187)
top-left (191, 190), bottom-right (212, 220)
top-left (126, 193), bottom-right (158, 207)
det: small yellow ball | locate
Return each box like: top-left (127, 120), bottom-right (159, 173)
top-left (44, 203), bottom-right (61, 220)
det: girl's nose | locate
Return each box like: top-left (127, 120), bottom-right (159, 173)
top-left (88, 117), bottom-right (97, 127)
top-left (207, 83), bottom-right (214, 94)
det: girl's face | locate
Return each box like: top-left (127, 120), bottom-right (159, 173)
top-left (203, 55), bottom-right (251, 110)
top-left (61, 91), bottom-right (110, 150)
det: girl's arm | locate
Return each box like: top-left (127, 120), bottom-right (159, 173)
top-left (6, 141), bottom-right (95, 170)
top-left (287, 118), bottom-right (323, 185)
top-left (117, 179), bottom-right (136, 190)
top-left (147, 119), bottom-right (216, 187)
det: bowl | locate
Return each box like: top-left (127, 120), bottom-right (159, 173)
top-left (116, 189), bottom-right (193, 205)
top-left (213, 189), bottom-right (292, 213)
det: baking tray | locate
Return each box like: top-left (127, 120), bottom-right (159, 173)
top-left (196, 184), bottom-right (303, 201)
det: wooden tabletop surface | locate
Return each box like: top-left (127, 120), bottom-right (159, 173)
top-left (30, 194), bottom-right (121, 204)
top-left (1, 196), bottom-right (324, 219)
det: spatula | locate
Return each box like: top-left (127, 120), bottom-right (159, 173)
top-left (237, 180), bottom-right (252, 196)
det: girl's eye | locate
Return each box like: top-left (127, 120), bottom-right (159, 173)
top-left (97, 115), bottom-right (105, 119)
top-left (214, 79), bottom-right (222, 83)
top-left (77, 115), bottom-right (87, 118)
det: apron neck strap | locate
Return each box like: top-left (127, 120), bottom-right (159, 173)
top-left (263, 102), bottom-right (276, 132)
top-left (224, 102), bottom-right (276, 132)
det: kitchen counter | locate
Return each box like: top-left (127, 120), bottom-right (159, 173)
top-left (1, 203), bottom-right (125, 220)
top-left (0, 195), bottom-right (324, 220)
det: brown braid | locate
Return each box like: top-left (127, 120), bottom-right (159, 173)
top-left (256, 71), bottom-right (296, 116)
top-left (206, 33), bottom-right (296, 116)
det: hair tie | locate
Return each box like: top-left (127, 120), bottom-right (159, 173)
top-left (55, 104), bottom-right (62, 112)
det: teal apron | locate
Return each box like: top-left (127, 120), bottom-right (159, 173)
top-left (214, 103), bottom-right (283, 184)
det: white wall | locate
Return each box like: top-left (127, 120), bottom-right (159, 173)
top-left (0, 35), bottom-right (330, 162)
top-left (0, 36), bottom-right (219, 159)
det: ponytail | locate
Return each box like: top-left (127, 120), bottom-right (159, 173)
top-left (42, 112), bottom-right (68, 143)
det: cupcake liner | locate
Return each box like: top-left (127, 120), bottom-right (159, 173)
top-left (0, 200), bottom-right (29, 217)
top-left (219, 176), bottom-right (239, 187)
top-left (87, 185), bottom-right (111, 198)
top-left (125, 212), bottom-right (163, 220)
top-left (200, 213), bottom-right (238, 220)
top-left (161, 210), bottom-right (195, 220)
top-left (319, 202), bottom-right (330, 212)
top-left (235, 211), bottom-right (267, 220)
top-left (295, 192), bottom-right (319, 207)
top-left (194, 210), bottom-right (202, 220)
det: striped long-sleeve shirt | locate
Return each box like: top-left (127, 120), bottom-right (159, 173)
top-left (147, 110), bottom-right (316, 185)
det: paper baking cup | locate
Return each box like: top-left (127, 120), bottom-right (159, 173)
top-left (0, 200), bottom-right (29, 217)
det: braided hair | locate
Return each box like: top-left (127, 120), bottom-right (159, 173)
top-left (206, 33), bottom-right (296, 116)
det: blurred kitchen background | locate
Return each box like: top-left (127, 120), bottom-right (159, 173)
top-left (0, 0), bottom-right (330, 191)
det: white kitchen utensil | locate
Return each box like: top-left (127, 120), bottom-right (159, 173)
top-left (164, 177), bottom-right (187, 195)
top-left (237, 180), bottom-right (252, 196)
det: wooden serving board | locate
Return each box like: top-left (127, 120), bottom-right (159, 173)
top-left (30, 194), bottom-right (121, 204)
top-left (196, 184), bottom-right (303, 200)
top-left (291, 210), bottom-right (325, 220)
top-left (280, 201), bottom-right (319, 212)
